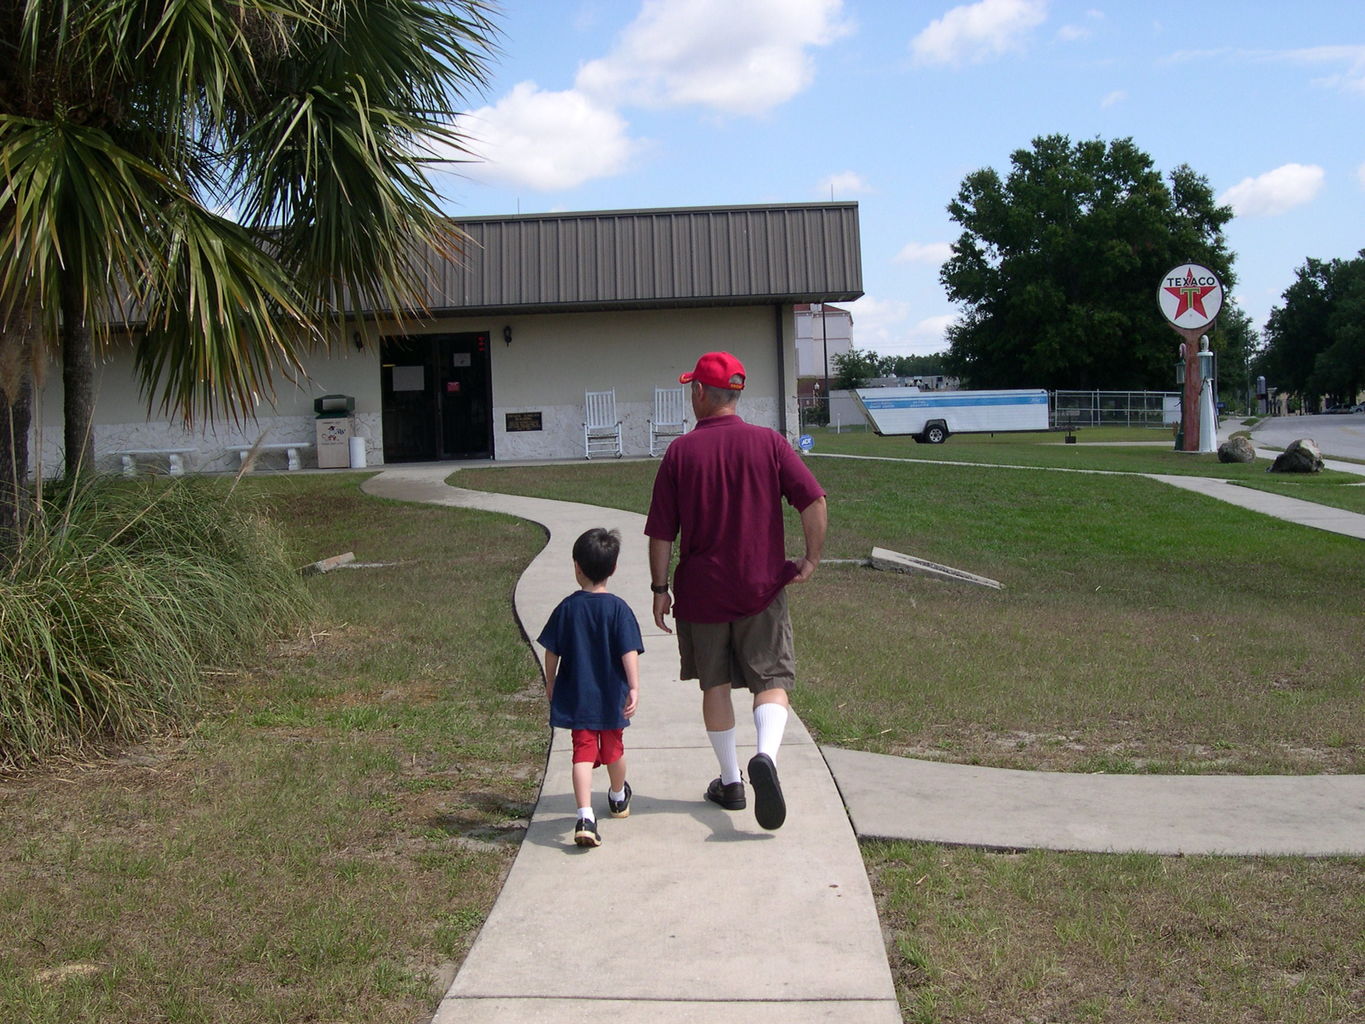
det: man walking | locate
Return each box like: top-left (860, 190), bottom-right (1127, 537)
top-left (645, 351), bottom-right (827, 830)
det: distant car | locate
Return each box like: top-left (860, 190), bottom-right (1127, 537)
top-left (1322, 404), bottom-right (1350, 414)
top-left (1352, 403), bottom-right (1365, 414)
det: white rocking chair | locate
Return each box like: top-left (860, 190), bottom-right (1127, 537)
top-left (583, 389), bottom-right (623, 459)
top-left (649, 386), bottom-right (688, 456)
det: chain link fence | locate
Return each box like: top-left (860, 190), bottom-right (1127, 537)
top-left (1051, 390), bottom-right (1180, 429)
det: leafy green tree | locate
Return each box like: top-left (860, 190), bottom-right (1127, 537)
top-left (1315, 256), bottom-right (1365, 404)
top-left (1257, 252), bottom-right (1365, 407)
top-left (1258, 258), bottom-right (1334, 400)
top-left (0, 0), bottom-right (497, 548)
top-left (832, 348), bottom-right (881, 390)
top-left (941, 135), bottom-right (1235, 390)
top-left (1212, 300), bottom-right (1258, 410)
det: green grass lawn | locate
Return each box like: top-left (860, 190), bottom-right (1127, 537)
top-left (456, 449), bottom-right (1363, 776)
top-left (804, 426), bottom-right (1365, 514)
top-left (2, 455), bottom-right (1360, 1024)
top-left (0, 475), bottom-right (547, 1024)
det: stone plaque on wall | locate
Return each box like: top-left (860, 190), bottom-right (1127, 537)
top-left (505, 411), bottom-right (543, 432)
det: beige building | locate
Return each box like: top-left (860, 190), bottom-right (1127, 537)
top-left (31, 203), bottom-right (863, 474)
top-left (794, 302), bottom-right (854, 380)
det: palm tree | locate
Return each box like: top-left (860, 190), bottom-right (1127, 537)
top-left (0, 0), bottom-right (498, 548)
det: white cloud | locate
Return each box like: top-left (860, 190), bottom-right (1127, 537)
top-left (1058, 7), bottom-right (1102, 42)
top-left (575, 0), bottom-right (851, 115)
top-left (911, 0), bottom-right (1047, 67)
top-left (1219, 163), bottom-right (1325, 218)
top-left (1281, 44), bottom-right (1365, 94)
top-left (894, 241), bottom-right (953, 265)
top-left (844, 296), bottom-right (956, 356)
top-left (456, 83), bottom-right (638, 191)
top-left (1357, 163), bottom-right (1365, 190)
top-left (1166, 45), bottom-right (1365, 94)
top-left (1100, 89), bottom-right (1126, 109)
top-left (449, 1), bottom-right (852, 192)
top-left (819, 171), bottom-right (873, 197)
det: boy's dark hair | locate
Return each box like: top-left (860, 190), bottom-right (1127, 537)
top-left (573, 527), bottom-right (620, 583)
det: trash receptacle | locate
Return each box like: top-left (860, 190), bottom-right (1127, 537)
top-left (315, 395), bottom-right (355, 469)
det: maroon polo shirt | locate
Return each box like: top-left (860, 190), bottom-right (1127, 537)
top-left (644, 414), bottom-right (825, 624)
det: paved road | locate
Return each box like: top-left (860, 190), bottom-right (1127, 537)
top-left (1248, 412), bottom-right (1365, 461)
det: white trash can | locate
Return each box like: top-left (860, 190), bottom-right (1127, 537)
top-left (348, 436), bottom-right (368, 469)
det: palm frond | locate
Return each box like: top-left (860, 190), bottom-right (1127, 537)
top-left (0, 116), bottom-right (168, 339)
top-left (135, 200), bottom-right (316, 426)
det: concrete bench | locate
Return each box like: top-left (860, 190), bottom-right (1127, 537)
top-left (226, 442), bottom-right (314, 471)
top-left (112, 448), bottom-right (197, 477)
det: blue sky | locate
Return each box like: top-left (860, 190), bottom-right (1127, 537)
top-left (431, 0), bottom-right (1365, 358)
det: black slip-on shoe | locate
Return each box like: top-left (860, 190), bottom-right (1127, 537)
top-left (608, 781), bottom-right (632, 818)
top-left (747, 753), bottom-right (786, 830)
top-left (705, 776), bottom-right (746, 810)
top-left (573, 817), bottom-right (602, 847)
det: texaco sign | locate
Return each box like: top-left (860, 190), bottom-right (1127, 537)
top-left (1158, 263), bottom-right (1223, 330)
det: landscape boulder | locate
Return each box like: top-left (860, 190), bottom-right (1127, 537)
top-left (1217, 436), bottom-right (1256, 464)
top-left (1268, 438), bottom-right (1324, 474)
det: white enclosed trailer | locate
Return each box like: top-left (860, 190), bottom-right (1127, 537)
top-left (852, 388), bottom-right (1050, 443)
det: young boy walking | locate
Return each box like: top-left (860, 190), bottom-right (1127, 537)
top-left (538, 528), bottom-right (643, 848)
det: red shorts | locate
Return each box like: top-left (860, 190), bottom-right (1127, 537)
top-left (571, 729), bottom-right (624, 767)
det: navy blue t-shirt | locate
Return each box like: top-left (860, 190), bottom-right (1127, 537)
top-left (537, 591), bottom-right (644, 731)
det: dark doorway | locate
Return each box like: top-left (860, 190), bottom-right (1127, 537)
top-left (381, 332), bottom-right (493, 462)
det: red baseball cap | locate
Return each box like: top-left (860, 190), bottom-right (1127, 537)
top-left (679, 351), bottom-right (746, 390)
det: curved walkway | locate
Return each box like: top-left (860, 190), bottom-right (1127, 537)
top-left (363, 466), bottom-right (901, 1024)
top-left (362, 460), bottom-right (1365, 1023)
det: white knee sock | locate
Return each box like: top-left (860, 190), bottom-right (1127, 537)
top-left (708, 727), bottom-right (742, 784)
top-left (754, 703), bottom-right (789, 762)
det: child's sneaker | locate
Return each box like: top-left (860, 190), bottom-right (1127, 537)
top-left (608, 781), bottom-right (632, 818)
top-left (573, 817), bottom-right (601, 847)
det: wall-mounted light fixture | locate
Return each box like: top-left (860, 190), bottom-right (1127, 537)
top-left (503, 325), bottom-right (513, 346)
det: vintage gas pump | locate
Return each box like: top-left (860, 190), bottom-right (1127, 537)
top-left (1197, 336), bottom-right (1217, 453)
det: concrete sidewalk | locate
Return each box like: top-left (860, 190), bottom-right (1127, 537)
top-left (362, 466), bottom-right (901, 1023)
top-left (824, 747), bottom-right (1365, 856)
top-left (1149, 472), bottom-right (1365, 539)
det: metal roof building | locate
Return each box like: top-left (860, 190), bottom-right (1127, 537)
top-left (38, 202), bottom-right (864, 473)
top-left (393, 202), bottom-right (863, 315)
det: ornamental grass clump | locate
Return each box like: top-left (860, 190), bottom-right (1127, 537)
top-left (0, 477), bottom-right (309, 768)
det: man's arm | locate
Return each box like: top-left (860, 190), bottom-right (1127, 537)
top-left (791, 496), bottom-right (827, 584)
top-left (649, 536), bottom-right (674, 633)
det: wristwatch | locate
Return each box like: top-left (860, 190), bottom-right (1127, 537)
top-left (650, 582), bottom-right (670, 594)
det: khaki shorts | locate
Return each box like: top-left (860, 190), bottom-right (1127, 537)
top-left (678, 591), bottom-right (795, 693)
